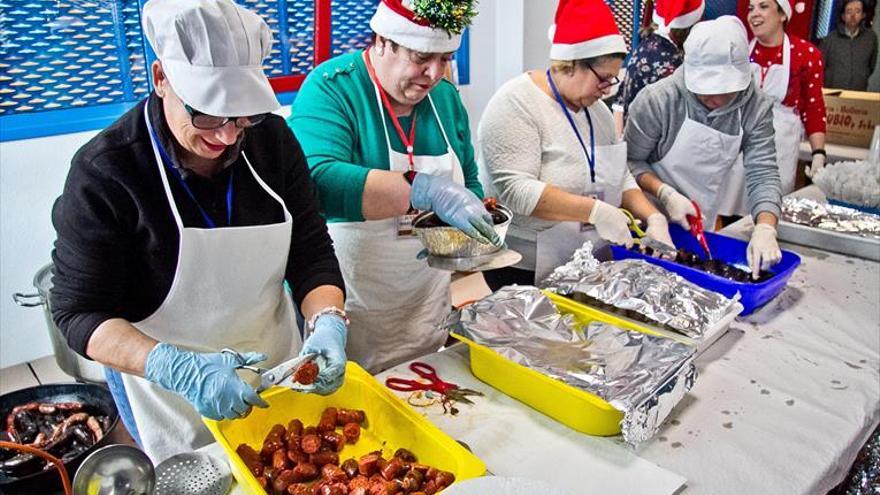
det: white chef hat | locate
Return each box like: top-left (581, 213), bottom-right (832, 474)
top-left (683, 16), bottom-right (751, 95)
top-left (142, 0), bottom-right (280, 117)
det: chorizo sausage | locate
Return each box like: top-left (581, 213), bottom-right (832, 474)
top-left (321, 463), bottom-right (348, 483)
top-left (290, 462), bottom-right (319, 482)
top-left (300, 433), bottom-right (321, 454)
top-left (357, 453), bottom-right (381, 477)
top-left (309, 451), bottom-right (339, 468)
top-left (380, 458), bottom-right (404, 481)
top-left (392, 448), bottom-right (417, 463)
top-left (342, 423), bottom-right (360, 444)
top-left (271, 448), bottom-right (289, 471)
top-left (321, 431), bottom-right (345, 452)
top-left (271, 469), bottom-right (296, 494)
top-left (235, 444), bottom-right (264, 476)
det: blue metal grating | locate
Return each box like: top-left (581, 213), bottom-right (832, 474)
top-left (331, 0), bottom-right (376, 56)
top-left (0, 0), bottom-right (148, 116)
top-left (286, 0), bottom-right (315, 74)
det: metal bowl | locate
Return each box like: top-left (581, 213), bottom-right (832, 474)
top-left (413, 204), bottom-right (512, 258)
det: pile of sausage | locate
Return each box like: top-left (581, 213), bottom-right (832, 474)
top-left (0, 401), bottom-right (111, 477)
top-left (236, 407), bottom-right (456, 495)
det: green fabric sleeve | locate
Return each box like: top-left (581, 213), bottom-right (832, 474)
top-left (287, 71), bottom-right (369, 221)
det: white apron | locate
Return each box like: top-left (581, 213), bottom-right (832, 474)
top-left (722, 36), bottom-right (802, 213)
top-left (653, 106), bottom-right (743, 229)
top-left (328, 89), bottom-right (463, 374)
top-left (534, 141), bottom-right (629, 282)
top-left (121, 108), bottom-right (300, 463)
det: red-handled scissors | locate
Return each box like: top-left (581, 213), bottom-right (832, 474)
top-left (686, 201), bottom-right (712, 259)
top-left (385, 362), bottom-right (483, 405)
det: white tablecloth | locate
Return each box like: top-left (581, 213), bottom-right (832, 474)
top-left (203, 220), bottom-right (879, 495)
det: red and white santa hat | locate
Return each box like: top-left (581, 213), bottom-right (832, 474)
top-left (653, 0), bottom-right (705, 31)
top-left (772, 0), bottom-right (807, 19)
top-left (370, 0), bottom-right (463, 53)
top-left (548, 0), bottom-right (628, 60)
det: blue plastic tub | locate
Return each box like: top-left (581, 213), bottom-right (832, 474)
top-left (610, 225), bottom-right (801, 315)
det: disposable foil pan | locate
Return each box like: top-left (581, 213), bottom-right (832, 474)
top-left (446, 286), bottom-right (696, 445)
top-left (779, 197), bottom-right (880, 261)
top-left (413, 205), bottom-right (511, 258)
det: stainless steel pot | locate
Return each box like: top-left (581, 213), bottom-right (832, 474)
top-left (12, 263), bottom-right (106, 383)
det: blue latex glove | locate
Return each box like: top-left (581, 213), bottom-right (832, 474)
top-left (144, 343), bottom-right (268, 421)
top-left (300, 314), bottom-right (348, 395)
top-left (410, 173), bottom-right (501, 246)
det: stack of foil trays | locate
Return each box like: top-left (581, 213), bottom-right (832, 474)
top-left (782, 197), bottom-right (880, 238)
top-left (445, 286), bottom-right (696, 444)
top-left (539, 242), bottom-right (742, 340)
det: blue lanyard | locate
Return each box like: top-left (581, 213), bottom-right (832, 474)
top-left (546, 69), bottom-right (597, 183)
top-left (147, 123), bottom-right (233, 229)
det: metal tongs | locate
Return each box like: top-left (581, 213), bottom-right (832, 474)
top-left (222, 349), bottom-right (318, 392)
top-left (687, 201), bottom-right (712, 259)
top-left (621, 208), bottom-right (677, 259)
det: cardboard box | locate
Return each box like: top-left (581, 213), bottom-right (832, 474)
top-left (822, 89), bottom-right (880, 148)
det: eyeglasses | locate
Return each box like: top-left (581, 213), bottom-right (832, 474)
top-left (586, 63), bottom-right (620, 89)
top-left (183, 103), bottom-right (268, 130)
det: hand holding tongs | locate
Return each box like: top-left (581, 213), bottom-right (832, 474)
top-left (222, 349), bottom-right (318, 392)
top-left (686, 201), bottom-right (712, 259)
top-left (620, 208), bottom-right (677, 259)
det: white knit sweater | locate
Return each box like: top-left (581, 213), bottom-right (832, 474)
top-left (477, 72), bottom-right (638, 269)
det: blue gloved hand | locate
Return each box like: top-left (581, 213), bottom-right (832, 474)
top-left (410, 173), bottom-right (501, 247)
top-left (300, 314), bottom-right (348, 395)
top-left (144, 343), bottom-right (268, 421)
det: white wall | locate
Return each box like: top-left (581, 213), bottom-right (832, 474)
top-left (1, 130), bottom-right (99, 368)
top-left (523, 0), bottom-right (557, 72)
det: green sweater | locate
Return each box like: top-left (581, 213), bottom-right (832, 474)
top-left (288, 50), bottom-right (483, 223)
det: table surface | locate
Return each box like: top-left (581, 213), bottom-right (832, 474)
top-left (206, 217), bottom-right (879, 495)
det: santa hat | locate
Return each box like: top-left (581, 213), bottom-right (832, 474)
top-left (773, 0), bottom-right (807, 19)
top-left (549, 0), bottom-right (628, 60)
top-left (370, 0), bottom-right (469, 53)
top-left (653, 0), bottom-right (705, 31)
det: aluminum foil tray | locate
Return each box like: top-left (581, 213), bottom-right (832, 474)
top-left (779, 197), bottom-right (880, 261)
top-left (444, 287), bottom-right (696, 445)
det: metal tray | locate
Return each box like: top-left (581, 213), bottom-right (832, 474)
top-left (777, 221), bottom-right (880, 261)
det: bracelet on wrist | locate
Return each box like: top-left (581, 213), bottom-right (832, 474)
top-left (306, 307), bottom-right (349, 335)
top-left (811, 149), bottom-right (826, 157)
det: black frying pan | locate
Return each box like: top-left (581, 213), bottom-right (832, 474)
top-left (0, 383), bottom-right (119, 495)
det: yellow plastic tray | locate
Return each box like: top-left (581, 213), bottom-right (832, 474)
top-left (204, 362), bottom-right (486, 494)
top-left (451, 291), bottom-right (664, 436)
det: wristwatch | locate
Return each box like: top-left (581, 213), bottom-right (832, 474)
top-left (306, 306), bottom-right (350, 334)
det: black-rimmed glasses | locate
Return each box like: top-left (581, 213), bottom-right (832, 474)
top-left (586, 63), bottom-right (620, 89)
top-left (183, 103), bottom-right (268, 130)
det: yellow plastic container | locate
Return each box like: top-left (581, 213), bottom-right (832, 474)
top-left (451, 291), bottom-right (663, 436)
top-left (204, 362), bottom-right (486, 494)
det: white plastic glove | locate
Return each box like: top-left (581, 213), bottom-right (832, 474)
top-left (747, 223), bottom-right (782, 280)
top-left (804, 153), bottom-right (826, 178)
top-left (644, 213), bottom-right (675, 257)
top-left (588, 200), bottom-right (634, 248)
top-left (657, 184), bottom-right (697, 229)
